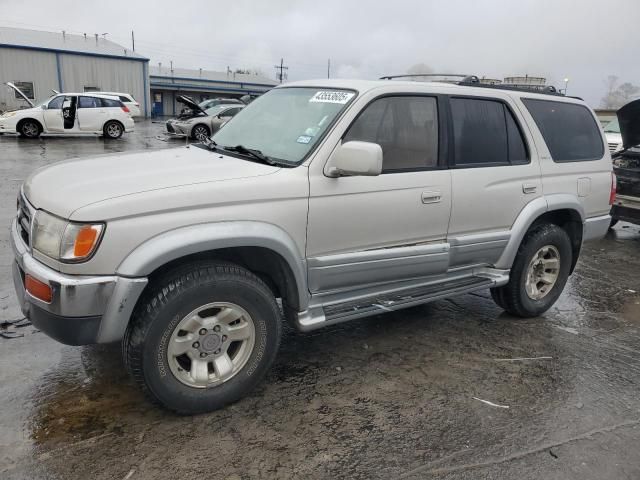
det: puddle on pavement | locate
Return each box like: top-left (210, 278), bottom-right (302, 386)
top-left (27, 344), bottom-right (158, 448)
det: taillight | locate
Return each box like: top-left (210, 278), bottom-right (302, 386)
top-left (121, 105), bottom-right (130, 113)
top-left (609, 172), bottom-right (617, 205)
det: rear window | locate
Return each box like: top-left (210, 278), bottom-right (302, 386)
top-left (522, 99), bottom-right (604, 162)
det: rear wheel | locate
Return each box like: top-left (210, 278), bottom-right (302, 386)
top-left (490, 224), bottom-right (572, 317)
top-left (123, 262), bottom-right (282, 414)
top-left (19, 120), bottom-right (41, 138)
top-left (103, 120), bottom-right (124, 139)
top-left (191, 124), bottom-right (210, 142)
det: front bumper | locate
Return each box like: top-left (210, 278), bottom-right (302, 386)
top-left (11, 218), bottom-right (147, 345)
top-left (165, 120), bottom-right (189, 137)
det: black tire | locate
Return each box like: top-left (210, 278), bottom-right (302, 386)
top-left (490, 224), bottom-right (572, 317)
top-left (19, 119), bottom-right (41, 138)
top-left (123, 261), bottom-right (282, 414)
top-left (191, 124), bottom-right (210, 141)
top-left (103, 120), bottom-right (124, 139)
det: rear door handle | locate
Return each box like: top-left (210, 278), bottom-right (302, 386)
top-left (422, 191), bottom-right (442, 204)
top-left (522, 183), bottom-right (537, 194)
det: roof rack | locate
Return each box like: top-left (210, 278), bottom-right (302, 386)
top-left (379, 73), bottom-right (566, 97)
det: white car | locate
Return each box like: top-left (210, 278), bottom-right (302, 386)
top-left (603, 118), bottom-right (623, 153)
top-left (97, 92), bottom-right (142, 117)
top-left (0, 83), bottom-right (134, 139)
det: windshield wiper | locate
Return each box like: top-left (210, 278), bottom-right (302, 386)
top-left (201, 138), bottom-right (219, 151)
top-left (222, 144), bottom-right (279, 166)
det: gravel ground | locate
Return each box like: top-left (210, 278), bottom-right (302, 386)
top-left (1, 121), bottom-right (639, 480)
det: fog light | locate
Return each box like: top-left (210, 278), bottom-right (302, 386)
top-left (25, 275), bottom-right (52, 303)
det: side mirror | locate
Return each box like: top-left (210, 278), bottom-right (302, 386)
top-left (41, 104), bottom-right (47, 110)
top-left (325, 141), bottom-right (383, 177)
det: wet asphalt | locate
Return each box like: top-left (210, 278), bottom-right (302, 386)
top-left (1, 121), bottom-right (640, 480)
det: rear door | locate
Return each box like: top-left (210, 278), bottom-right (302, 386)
top-left (76, 96), bottom-right (105, 131)
top-left (446, 95), bottom-right (542, 267)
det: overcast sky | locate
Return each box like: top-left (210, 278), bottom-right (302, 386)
top-left (1, 0), bottom-right (638, 106)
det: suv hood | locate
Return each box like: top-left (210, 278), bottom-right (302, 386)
top-left (177, 95), bottom-right (206, 115)
top-left (24, 146), bottom-right (279, 219)
top-left (618, 98), bottom-right (640, 150)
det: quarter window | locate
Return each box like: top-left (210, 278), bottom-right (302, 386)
top-left (101, 98), bottom-right (122, 108)
top-left (344, 96), bottom-right (439, 171)
top-left (522, 99), bottom-right (604, 162)
top-left (450, 97), bottom-right (528, 166)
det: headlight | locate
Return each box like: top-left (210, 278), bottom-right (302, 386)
top-left (32, 210), bottom-right (104, 262)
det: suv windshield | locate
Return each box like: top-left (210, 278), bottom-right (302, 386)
top-left (212, 87), bottom-right (356, 164)
top-left (604, 118), bottom-right (621, 133)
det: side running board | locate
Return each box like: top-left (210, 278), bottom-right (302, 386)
top-left (297, 273), bottom-right (506, 332)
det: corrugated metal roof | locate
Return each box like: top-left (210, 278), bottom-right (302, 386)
top-left (0, 26), bottom-right (147, 60)
top-left (149, 66), bottom-right (277, 86)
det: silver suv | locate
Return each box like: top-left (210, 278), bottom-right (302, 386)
top-left (11, 78), bottom-right (614, 413)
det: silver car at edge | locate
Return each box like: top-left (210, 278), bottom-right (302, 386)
top-left (11, 78), bottom-right (614, 413)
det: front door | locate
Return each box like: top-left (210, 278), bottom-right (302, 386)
top-left (306, 95), bottom-right (452, 293)
top-left (42, 95), bottom-right (65, 132)
top-left (153, 92), bottom-right (164, 117)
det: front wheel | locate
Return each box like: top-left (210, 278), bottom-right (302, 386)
top-left (103, 121), bottom-right (124, 139)
top-left (19, 120), bottom-right (41, 138)
top-left (491, 224), bottom-right (572, 317)
top-left (191, 124), bottom-right (210, 142)
top-left (123, 262), bottom-right (282, 414)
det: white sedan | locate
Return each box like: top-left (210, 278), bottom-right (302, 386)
top-left (0, 84), bottom-right (134, 139)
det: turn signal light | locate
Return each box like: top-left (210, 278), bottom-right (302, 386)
top-left (25, 275), bottom-right (52, 303)
top-left (73, 225), bottom-right (100, 257)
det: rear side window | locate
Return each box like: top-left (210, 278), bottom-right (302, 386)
top-left (522, 99), bottom-right (604, 162)
top-left (101, 98), bottom-right (122, 108)
top-left (78, 96), bottom-right (101, 108)
top-left (118, 95), bottom-right (132, 102)
top-left (344, 96), bottom-right (439, 172)
top-left (450, 97), bottom-right (528, 166)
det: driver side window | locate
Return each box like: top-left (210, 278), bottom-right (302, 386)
top-left (343, 96), bottom-right (439, 172)
top-left (48, 96), bottom-right (64, 109)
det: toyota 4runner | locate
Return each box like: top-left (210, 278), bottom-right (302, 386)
top-left (11, 78), bottom-right (614, 413)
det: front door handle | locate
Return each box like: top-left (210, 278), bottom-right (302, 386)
top-left (422, 191), bottom-right (442, 204)
top-left (522, 183), bottom-right (537, 194)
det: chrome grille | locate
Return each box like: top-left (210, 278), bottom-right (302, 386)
top-left (16, 192), bottom-right (33, 247)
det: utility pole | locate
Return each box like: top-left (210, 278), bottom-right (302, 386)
top-left (327, 58), bottom-right (330, 79)
top-left (274, 58), bottom-right (288, 83)
top-left (131, 30), bottom-right (135, 51)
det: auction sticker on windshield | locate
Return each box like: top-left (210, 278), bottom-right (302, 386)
top-left (309, 91), bottom-right (355, 104)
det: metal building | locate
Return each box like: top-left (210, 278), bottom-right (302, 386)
top-left (149, 66), bottom-right (277, 117)
top-left (0, 27), bottom-right (150, 116)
